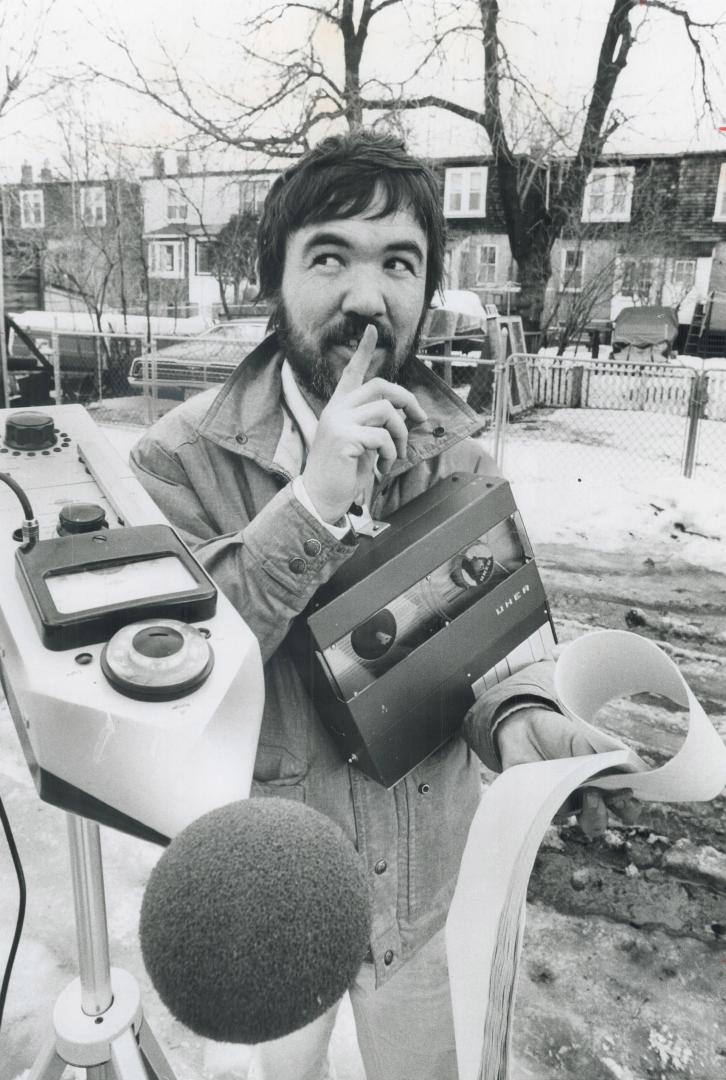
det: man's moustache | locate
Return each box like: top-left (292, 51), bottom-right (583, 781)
top-left (322, 321), bottom-right (396, 352)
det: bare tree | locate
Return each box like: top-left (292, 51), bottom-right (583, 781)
top-left (214, 211), bottom-right (260, 315)
top-left (362, 1), bottom-right (724, 328)
top-left (84, 1), bottom-right (433, 157)
top-left (0, 0), bottom-right (58, 124)
top-left (83, 1), bottom-right (723, 332)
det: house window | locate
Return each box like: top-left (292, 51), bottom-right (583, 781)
top-left (195, 240), bottom-right (215, 275)
top-left (167, 187), bottom-right (188, 222)
top-left (148, 240), bottom-right (185, 278)
top-left (581, 167), bottom-right (634, 222)
top-left (714, 163), bottom-right (726, 222)
top-left (443, 167), bottom-right (488, 218)
top-left (672, 259), bottom-right (696, 290)
top-left (20, 189), bottom-right (44, 228)
top-left (621, 257), bottom-right (653, 299)
top-left (561, 248), bottom-right (584, 291)
top-left (476, 245), bottom-right (498, 285)
top-left (240, 178), bottom-right (271, 215)
top-left (79, 186), bottom-right (107, 227)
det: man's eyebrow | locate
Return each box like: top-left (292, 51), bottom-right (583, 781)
top-left (302, 231), bottom-right (354, 253)
top-left (384, 239), bottom-right (425, 264)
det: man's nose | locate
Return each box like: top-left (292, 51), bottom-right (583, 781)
top-left (340, 266), bottom-right (386, 320)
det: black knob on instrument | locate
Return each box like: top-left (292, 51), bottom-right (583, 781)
top-left (4, 411), bottom-right (56, 451)
top-left (57, 503), bottom-right (109, 536)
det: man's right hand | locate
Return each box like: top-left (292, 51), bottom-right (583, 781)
top-left (301, 324), bottom-right (427, 524)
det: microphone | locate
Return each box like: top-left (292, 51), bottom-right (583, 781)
top-left (139, 797), bottom-right (371, 1043)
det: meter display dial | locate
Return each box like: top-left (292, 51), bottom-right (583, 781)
top-left (101, 619), bottom-right (214, 701)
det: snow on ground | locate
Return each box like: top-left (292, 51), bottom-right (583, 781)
top-left (101, 411), bottom-right (726, 580)
top-left (489, 410), bottom-right (726, 575)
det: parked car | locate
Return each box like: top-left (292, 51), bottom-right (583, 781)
top-left (610, 306), bottom-right (678, 362)
top-left (127, 318), bottom-right (270, 397)
top-left (6, 310), bottom-right (208, 405)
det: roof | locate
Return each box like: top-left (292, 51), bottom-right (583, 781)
top-left (429, 149), bottom-right (726, 169)
top-left (144, 223), bottom-right (225, 239)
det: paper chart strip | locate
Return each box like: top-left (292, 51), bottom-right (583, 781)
top-left (446, 629), bottom-right (726, 1080)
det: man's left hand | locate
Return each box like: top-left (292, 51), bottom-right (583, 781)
top-left (495, 706), bottom-right (641, 839)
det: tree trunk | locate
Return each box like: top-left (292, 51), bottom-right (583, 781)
top-left (513, 245), bottom-right (552, 334)
top-left (217, 274), bottom-right (230, 318)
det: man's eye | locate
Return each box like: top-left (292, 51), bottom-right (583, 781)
top-left (386, 257), bottom-right (415, 273)
top-left (312, 253), bottom-right (343, 268)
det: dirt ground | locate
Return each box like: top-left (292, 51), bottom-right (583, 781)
top-left (508, 544), bottom-right (726, 1080)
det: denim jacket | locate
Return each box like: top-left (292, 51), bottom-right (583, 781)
top-left (130, 335), bottom-right (557, 986)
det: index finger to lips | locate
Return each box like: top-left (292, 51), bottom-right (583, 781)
top-left (334, 323), bottom-right (379, 396)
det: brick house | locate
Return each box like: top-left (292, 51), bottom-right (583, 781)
top-left (432, 150), bottom-right (726, 333)
top-left (1, 164), bottom-right (144, 316)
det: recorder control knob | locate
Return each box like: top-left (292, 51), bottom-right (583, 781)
top-left (57, 502), bottom-right (109, 536)
top-left (4, 411), bottom-right (56, 451)
top-left (101, 619), bottom-right (214, 701)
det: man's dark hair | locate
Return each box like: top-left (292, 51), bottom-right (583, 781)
top-left (257, 129), bottom-right (445, 309)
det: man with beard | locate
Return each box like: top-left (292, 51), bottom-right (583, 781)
top-left (131, 131), bottom-right (636, 1080)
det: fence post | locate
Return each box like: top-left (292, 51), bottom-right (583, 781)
top-left (569, 365), bottom-right (583, 408)
top-left (147, 338), bottom-right (160, 426)
top-left (682, 371), bottom-right (709, 478)
top-left (51, 331), bottom-right (62, 406)
top-left (95, 335), bottom-right (104, 406)
top-left (491, 331), bottom-right (510, 471)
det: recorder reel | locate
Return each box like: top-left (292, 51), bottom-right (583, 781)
top-left (299, 472), bottom-right (556, 788)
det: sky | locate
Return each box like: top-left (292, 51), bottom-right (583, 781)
top-left (2, 0), bottom-right (726, 182)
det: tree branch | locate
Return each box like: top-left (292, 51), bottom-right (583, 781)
top-left (642, 0), bottom-right (722, 114)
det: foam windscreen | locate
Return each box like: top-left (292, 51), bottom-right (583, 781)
top-left (139, 798), bottom-right (371, 1043)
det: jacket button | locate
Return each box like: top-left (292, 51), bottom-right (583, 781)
top-left (288, 556), bottom-right (307, 574)
top-left (418, 783), bottom-right (431, 794)
top-left (235, 432), bottom-right (248, 444)
top-left (374, 859), bottom-right (387, 875)
top-left (383, 949), bottom-right (394, 965)
top-left (432, 425), bottom-right (445, 438)
top-left (303, 538), bottom-right (322, 557)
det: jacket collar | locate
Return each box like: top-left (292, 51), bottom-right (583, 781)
top-left (197, 332), bottom-right (483, 480)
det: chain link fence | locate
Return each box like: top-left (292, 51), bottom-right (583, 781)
top-left (694, 364), bottom-right (726, 477)
top-left (5, 328), bottom-right (197, 426)
top-left (481, 354), bottom-right (726, 483)
top-left (4, 325), bottom-right (725, 483)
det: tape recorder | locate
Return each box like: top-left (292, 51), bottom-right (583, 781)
top-left (297, 472), bottom-right (556, 787)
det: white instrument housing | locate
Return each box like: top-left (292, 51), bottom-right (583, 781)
top-left (0, 404), bottom-right (264, 842)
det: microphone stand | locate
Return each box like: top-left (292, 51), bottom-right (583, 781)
top-left (26, 813), bottom-right (179, 1080)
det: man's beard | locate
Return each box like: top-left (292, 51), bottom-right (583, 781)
top-left (275, 303), bottom-right (425, 401)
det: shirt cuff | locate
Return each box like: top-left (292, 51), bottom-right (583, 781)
top-left (292, 476), bottom-right (351, 540)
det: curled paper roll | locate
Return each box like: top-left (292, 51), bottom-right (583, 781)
top-left (446, 629), bottom-right (726, 1080)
